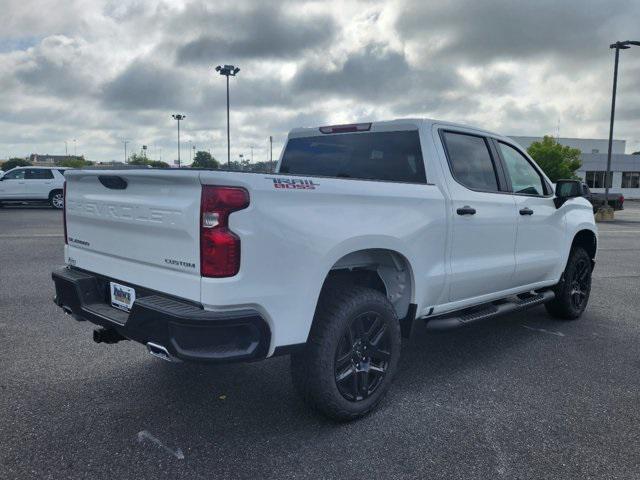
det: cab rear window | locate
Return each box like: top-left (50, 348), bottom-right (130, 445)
top-left (279, 131), bottom-right (427, 184)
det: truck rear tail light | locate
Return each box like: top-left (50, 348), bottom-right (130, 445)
top-left (63, 181), bottom-right (68, 245)
top-left (200, 185), bottom-right (249, 278)
top-left (319, 123), bottom-right (371, 134)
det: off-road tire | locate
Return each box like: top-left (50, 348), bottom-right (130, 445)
top-left (545, 247), bottom-right (592, 320)
top-left (291, 285), bottom-right (401, 421)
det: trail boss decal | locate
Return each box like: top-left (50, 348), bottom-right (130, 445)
top-left (266, 177), bottom-right (319, 190)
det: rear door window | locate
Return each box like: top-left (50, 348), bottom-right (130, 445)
top-left (25, 169), bottom-right (54, 180)
top-left (441, 131), bottom-right (499, 192)
top-left (279, 130), bottom-right (426, 183)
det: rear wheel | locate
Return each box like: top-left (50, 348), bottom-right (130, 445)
top-left (545, 247), bottom-right (592, 320)
top-left (291, 285), bottom-right (401, 421)
top-left (49, 190), bottom-right (64, 209)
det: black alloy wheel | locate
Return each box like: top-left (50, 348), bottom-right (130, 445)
top-left (334, 312), bottom-right (391, 402)
top-left (569, 256), bottom-right (590, 310)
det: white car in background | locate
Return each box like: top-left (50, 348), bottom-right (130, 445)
top-left (0, 166), bottom-right (68, 209)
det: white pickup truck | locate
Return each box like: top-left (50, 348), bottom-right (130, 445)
top-left (52, 119), bottom-right (597, 420)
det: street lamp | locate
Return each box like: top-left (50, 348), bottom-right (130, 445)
top-left (172, 114), bottom-right (186, 167)
top-left (269, 136), bottom-right (273, 172)
top-left (122, 138), bottom-right (130, 164)
top-left (215, 64), bottom-right (240, 168)
top-left (602, 40), bottom-right (640, 218)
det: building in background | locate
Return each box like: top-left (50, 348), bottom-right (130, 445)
top-left (510, 136), bottom-right (640, 199)
top-left (28, 154), bottom-right (69, 166)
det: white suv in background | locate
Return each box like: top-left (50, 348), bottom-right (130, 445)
top-left (0, 167), bottom-right (68, 209)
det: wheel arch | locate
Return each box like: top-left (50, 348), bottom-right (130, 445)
top-left (49, 188), bottom-right (63, 199)
top-left (571, 229), bottom-right (597, 266)
top-left (317, 248), bottom-right (415, 323)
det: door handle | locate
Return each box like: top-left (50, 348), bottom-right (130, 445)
top-left (519, 207), bottom-right (534, 216)
top-left (456, 206), bottom-right (476, 215)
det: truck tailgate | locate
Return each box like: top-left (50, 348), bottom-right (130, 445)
top-left (64, 169), bottom-right (202, 301)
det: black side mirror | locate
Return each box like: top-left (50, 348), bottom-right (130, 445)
top-left (554, 179), bottom-right (584, 208)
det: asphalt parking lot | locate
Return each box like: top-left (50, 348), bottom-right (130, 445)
top-left (1, 204), bottom-right (640, 479)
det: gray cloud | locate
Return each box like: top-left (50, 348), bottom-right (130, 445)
top-left (292, 46), bottom-right (411, 99)
top-left (176, 4), bottom-right (336, 63)
top-left (1, 0), bottom-right (640, 161)
top-left (291, 45), bottom-right (462, 103)
top-left (14, 35), bottom-right (95, 97)
top-left (101, 61), bottom-right (192, 111)
top-left (397, 0), bottom-right (640, 68)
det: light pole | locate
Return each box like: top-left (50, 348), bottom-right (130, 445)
top-left (172, 114), bottom-right (186, 167)
top-left (602, 40), bottom-right (640, 218)
top-left (269, 135), bottom-right (273, 172)
top-left (122, 139), bottom-right (129, 164)
top-left (215, 64), bottom-right (240, 168)
top-left (73, 139), bottom-right (77, 157)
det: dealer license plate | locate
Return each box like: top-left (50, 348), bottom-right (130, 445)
top-left (110, 282), bottom-right (136, 312)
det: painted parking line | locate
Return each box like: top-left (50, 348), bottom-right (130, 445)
top-left (137, 430), bottom-right (185, 460)
top-left (521, 324), bottom-right (565, 337)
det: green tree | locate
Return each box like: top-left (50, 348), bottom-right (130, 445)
top-left (633, 151), bottom-right (640, 155)
top-left (527, 136), bottom-right (582, 182)
top-left (192, 151), bottom-right (220, 169)
top-left (127, 153), bottom-right (149, 165)
top-left (127, 153), bottom-right (169, 168)
top-left (247, 161), bottom-right (274, 173)
top-left (2, 158), bottom-right (31, 171)
top-left (57, 156), bottom-right (94, 168)
top-left (147, 160), bottom-right (170, 168)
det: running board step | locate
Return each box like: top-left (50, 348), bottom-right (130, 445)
top-left (425, 290), bottom-right (555, 331)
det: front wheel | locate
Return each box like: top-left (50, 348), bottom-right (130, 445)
top-left (50, 190), bottom-right (64, 209)
top-left (291, 285), bottom-right (401, 421)
top-left (545, 247), bottom-right (592, 320)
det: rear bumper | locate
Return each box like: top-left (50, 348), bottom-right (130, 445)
top-left (52, 267), bottom-right (271, 363)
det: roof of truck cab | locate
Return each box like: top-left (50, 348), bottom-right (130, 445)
top-left (287, 118), bottom-right (506, 140)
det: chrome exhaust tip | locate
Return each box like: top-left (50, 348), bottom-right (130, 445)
top-left (146, 342), bottom-right (178, 362)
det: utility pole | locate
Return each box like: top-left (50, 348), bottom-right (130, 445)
top-left (269, 135), bottom-right (273, 172)
top-left (65, 141), bottom-right (68, 157)
top-left (73, 139), bottom-right (77, 157)
top-left (215, 64), bottom-right (240, 168)
top-left (172, 114), bottom-right (186, 167)
top-left (122, 139), bottom-right (129, 164)
top-left (250, 145), bottom-right (254, 164)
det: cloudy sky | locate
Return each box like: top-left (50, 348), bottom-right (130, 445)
top-left (2, 0), bottom-right (639, 164)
